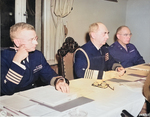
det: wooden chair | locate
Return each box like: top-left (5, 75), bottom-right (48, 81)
top-left (56, 37), bottom-right (79, 80)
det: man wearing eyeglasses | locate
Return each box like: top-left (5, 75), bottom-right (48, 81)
top-left (108, 26), bottom-right (145, 68)
top-left (74, 22), bottom-right (125, 79)
top-left (1, 22), bottom-right (69, 95)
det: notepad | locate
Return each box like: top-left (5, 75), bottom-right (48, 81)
top-left (19, 86), bottom-right (77, 107)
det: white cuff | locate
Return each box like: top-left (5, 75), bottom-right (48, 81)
top-left (13, 61), bottom-right (26, 70)
top-left (50, 76), bottom-right (64, 86)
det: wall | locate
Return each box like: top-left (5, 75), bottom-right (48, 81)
top-left (65, 0), bottom-right (150, 63)
top-left (66, 0), bottom-right (127, 46)
top-left (126, 0), bottom-right (150, 63)
top-left (41, 0), bottom-right (150, 63)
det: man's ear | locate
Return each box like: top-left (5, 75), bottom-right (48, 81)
top-left (116, 33), bottom-right (120, 40)
top-left (90, 32), bottom-right (96, 39)
top-left (13, 39), bottom-right (20, 48)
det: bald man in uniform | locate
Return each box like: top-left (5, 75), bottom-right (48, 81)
top-left (74, 22), bottom-right (125, 79)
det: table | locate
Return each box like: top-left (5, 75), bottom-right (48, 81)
top-left (0, 63), bottom-right (149, 117)
top-left (69, 79), bottom-right (145, 117)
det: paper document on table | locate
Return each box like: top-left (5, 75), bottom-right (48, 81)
top-left (20, 104), bottom-right (58, 116)
top-left (128, 73), bottom-right (147, 78)
top-left (0, 94), bottom-right (37, 111)
top-left (19, 86), bottom-right (77, 107)
top-left (102, 71), bottom-right (120, 81)
top-left (107, 78), bottom-right (131, 83)
top-left (130, 64), bottom-right (150, 71)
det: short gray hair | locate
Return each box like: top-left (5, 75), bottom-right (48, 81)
top-left (10, 22), bottom-right (35, 42)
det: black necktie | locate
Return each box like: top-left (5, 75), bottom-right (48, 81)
top-left (99, 49), bottom-right (102, 55)
top-left (23, 59), bottom-right (29, 68)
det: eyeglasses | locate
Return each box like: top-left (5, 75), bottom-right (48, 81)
top-left (119, 33), bottom-right (132, 37)
top-left (15, 36), bottom-right (38, 42)
top-left (28, 36), bottom-right (38, 42)
top-left (92, 81), bottom-right (114, 90)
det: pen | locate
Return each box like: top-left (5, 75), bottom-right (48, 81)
top-left (10, 47), bottom-right (19, 50)
top-left (10, 43), bottom-right (19, 50)
top-left (10, 47), bottom-right (16, 49)
top-left (3, 106), bottom-right (28, 116)
top-left (3, 106), bottom-right (19, 115)
top-left (18, 111), bottom-right (29, 116)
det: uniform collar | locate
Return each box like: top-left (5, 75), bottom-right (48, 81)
top-left (115, 41), bottom-right (130, 52)
top-left (89, 41), bottom-right (102, 50)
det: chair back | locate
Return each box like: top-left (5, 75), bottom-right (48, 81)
top-left (56, 37), bottom-right (79, 80)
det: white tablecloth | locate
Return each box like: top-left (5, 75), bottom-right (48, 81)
top-left (68, 79), bottom-right (145, 117)
top-left (1, 64), bottom-right (149, 117)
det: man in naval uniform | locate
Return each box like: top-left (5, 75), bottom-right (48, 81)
top-left (1, 22), bottom-right (69, 95)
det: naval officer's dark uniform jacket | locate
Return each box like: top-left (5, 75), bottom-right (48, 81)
top-left (1, 49), bottom-right (65, 95)
top-left (74, 41), bottom-right (121, 79)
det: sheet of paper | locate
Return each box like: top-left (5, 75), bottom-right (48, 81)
top-left (19, 86), bottom-right (77, 107)
top-left (130, 64), bottom-right (150, 71)
top-left (128, 73), bottom-right (147, 78)
top-left (0, 94), bottom-right (37, 111)
top-left (20, 104), bottom-right (57, 116)
top-left (102, 71), bottom-right (120, 80)
top-left (107, 78), bottom-right (131, 83)
top-left (0, 106), bottom-right (20, 116)
top-left (120, 71), bottom-right (147, 82)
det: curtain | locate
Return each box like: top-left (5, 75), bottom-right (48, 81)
top-left (43, 0), bottom-right (54, 61)
top-left (44, 0), bottom-right (73, 62)
top-left (51, 0), bottom-right (74, 60)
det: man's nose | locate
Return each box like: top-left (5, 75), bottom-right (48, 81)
top-left (106, 34), bottom-right (109, 39)
top-left (33, 40), bottom-right (38, 45)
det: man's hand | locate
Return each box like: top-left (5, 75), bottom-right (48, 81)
top-left (13, 45), bottom-right (29, 63)
top-left (55, 79), bottom-right (70, 93)
top-left (117, 67), bottom-right (126, 76)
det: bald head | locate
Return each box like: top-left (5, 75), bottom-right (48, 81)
top-left (89, 22), bottom-right (109, 49)
top-left (89, 22), bottom-right (108, 38)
